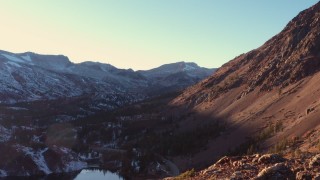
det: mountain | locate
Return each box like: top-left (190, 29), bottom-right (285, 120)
top-left (139, 62), bottom-right (215, 94)
top-left (167, 1), bottom-right (320, 174)
top-left (0, 50), bottom-right (214, 177)
top-left (170, 153), bottom-right (320, 179)
top-left (6, 1), bottom-right (320, 178)
top-left (0, 50), bottom-right (214, 108)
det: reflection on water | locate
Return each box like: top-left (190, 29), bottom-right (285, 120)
top-left (75, 169), bottom-right (123, 180)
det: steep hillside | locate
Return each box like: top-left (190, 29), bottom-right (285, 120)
top-left (169, 153), bottom-right (320, 179)
top-left (170, 1), bottom-right (320, 172)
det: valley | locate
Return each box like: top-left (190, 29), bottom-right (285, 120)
top-left (0, 52), bottom-right (215, 179)
top-left (1, 1), bottom-right (320, 180)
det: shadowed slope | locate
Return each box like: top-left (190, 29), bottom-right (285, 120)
top-left (169, 1), bottom-right (320, 172)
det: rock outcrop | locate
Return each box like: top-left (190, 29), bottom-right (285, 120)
top-left (177, 153), bottom-right (320, 179)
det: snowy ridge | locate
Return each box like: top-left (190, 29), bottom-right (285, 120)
top-left (1, 53), bottom-right (25, 63)
top-left (21, 54), bottom-right (32, 62)
top-left (0, 169), bottom-right (7, 177)
top-left (183, 63), bottom-right (197, 71)
top-left (0, 50), bottom-right (214, 108)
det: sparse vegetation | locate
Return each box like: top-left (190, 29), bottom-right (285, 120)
top-left (256, 121), bottom-right (283, 142)
top-left (278, 88), bottom-right (282, 95)
top-left (270, 139), bottom-right (290, 154)
top-left (206, 74), bottom-right (242, 101)
top-left (173, 169), bottom-right (196, 180)
top-left (228, 121), bottom-right (283, 155)
top-left (135, 121), bottom-right (225, 156)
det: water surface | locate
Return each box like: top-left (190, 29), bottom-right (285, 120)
top-left (74, 169), bottom-right (123, 180)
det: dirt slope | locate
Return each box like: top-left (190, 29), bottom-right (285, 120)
top-left (169, 1), bottom-right (320, 171)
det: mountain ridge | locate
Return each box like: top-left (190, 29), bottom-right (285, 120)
top-left (172, 1), bottom-right (320, 107)
top-left (166, 1), bottom-right (320, 174)
top-left (0, 49), bottom-right (215, 106)
top-left (0, 49), bottom-right (215, 177)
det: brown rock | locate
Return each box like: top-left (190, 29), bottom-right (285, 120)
top-left (230, 171), bottom-right (243, 180)
top-left (309, 154), bottom-right (320, 168)
top-left (296, 171), bottom-right (312, 180)
top-left (255, 163), bottom-right (294, 180)
top-left (314, 173), bottom-right (320, 180)
top-left (215, 156), bottom-right (230, 164)
top-left (257, 154), bottom-right (285, 164)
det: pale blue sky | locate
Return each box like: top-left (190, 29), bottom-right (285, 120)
top-left (0, 1), bottom-right (318, 70)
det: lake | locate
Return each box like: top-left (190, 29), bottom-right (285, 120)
top-left (75, 169), bottom-right (123, 180)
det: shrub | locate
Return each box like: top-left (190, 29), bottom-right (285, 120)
top-left (174, 169), bottom-right (196, 180)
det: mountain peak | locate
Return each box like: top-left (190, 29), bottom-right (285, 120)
top-left (0, 50), bottom-right (72, 69)
top-left (179, 1), bottom-right (320, 103)
top-left (139, 61), bottom-right (214, 79)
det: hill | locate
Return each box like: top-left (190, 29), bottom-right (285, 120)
top-left (168, 1), bottom-right (320, 173)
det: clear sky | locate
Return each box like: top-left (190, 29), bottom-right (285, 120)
top-left (0, 1), bottom-right (318, 70)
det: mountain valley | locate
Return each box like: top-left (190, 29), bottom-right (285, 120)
top-left (1, 1), bottom-right (320, 180)
top-left (0, 51), bottom-right (214, 178)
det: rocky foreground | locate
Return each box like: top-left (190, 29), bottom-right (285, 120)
top-left (170, 153), bottom-right (320, 179)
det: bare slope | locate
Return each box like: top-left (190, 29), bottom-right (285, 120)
top-left (170, 1), bottom-right (320, 171)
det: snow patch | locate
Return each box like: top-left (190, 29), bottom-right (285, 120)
top-left (57, 147), bottom-right (87, 171)
top-left (0, 169), bottom-right (7, 177)
top-left (1, 54), bottom-right (24, 63)
top-left (32, 135), bottom-right (41, 143)
top-left (20, 126), bottom-right (35, 130)
top-left (131, 160), bottom-right (140, 172)
top-left (183, 64), bottom-right (196, 71)
top-left (7, 106), bottom-right (29, 111)
top-left (64, 161), bottom-right (87, 172)
top-left (17, 146), bottom-right (52, 174)
top-left (0, 125), bottom-right (11, 142)
top-left (6, 61), bottom-right (22, 68)
top-left (21, 55), bottom-right (32, 62)
top-left (59, 147), bottom-right (71, 155)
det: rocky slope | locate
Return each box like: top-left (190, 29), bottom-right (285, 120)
top-left (0, 122), bottom-right (87, 177)
top-left (170, 153), bottom-right (320, 179)
top-left (168, 1), bottom-right (320, 173)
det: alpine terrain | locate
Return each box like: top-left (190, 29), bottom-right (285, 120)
top-left (0, 50), bottom-right (215, 178)
top-left (2, 1), bottom-right (320, 180)
top-left (165, 1), bottom-right (320, 179)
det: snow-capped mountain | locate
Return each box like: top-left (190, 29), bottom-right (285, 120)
top-left (139, 62), bottom-right (215, 94)
top-left (139, 61), bottom-right (213, 78)
top-left (0, 50), bottom-right (214, 177)
top-left (0, 51), bottom-right (143, 110)
top-left (0, 50), bottom-right (214, 107)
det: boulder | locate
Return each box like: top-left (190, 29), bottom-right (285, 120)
top-left (309, 154), bottom-right (320, 168)
top-left (255, 163), bottom-right (294, 180)
top-left (296, 171), bottom-right (312, 180)
top-left (257, 154), bottom-right (285, 164)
